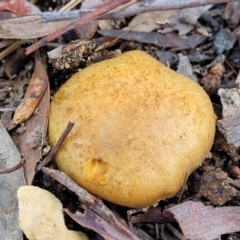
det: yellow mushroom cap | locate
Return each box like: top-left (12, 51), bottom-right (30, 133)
top-left (48, 50), bottom-right (216, 208)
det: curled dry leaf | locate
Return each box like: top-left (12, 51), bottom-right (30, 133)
top-left (17, 186), bottom-right (88, 240)
top-left (126, 6), bottom-right (212, 35)
top-left (8, 51), bottom-right (48, 131)
top-left (166, 201), bottom-right (240, 240)
top-left (200, 62), bottom-right (224, 95)
top-left (16, 80), bottom-right (49, 185)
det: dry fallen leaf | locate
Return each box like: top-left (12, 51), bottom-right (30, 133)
top-left (126, 10), bottom-right (177, 33)
top-left (166, 201), bottom-right (240, 240)
top-left (130, 207), bottom-right (175, 224)
top-left (98, 29), bottom-right (207, 50)
top-left (15, 78), bottom-right (50, 185)
top-left (8, 50), bottom-right (48, 131)
top-left (0, 18), bottom-right (75, 39)
top-left (17, 186), bottom-right (88, 240)
top-left (126, 6), bottom-right (212, 35)
top-left (0, 121), bottom-right (25, 240)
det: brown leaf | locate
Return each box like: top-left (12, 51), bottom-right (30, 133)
top-left (8, 50), bottom-right (48, 130)
top-left (166, 201), bottom-right (240, 240)
top-left (98, 30), bottom-right (207, 50)
top-left (130, 207), bottom-right (175, 224)
top-left (66, 209), bottom-right (134, 240)
top-left (15, 77), bottom-right (49, 184)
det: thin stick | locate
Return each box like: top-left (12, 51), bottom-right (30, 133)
top-left (165, 224), bottom-right (187, 240)
top-left (177, 172), bottom-right (189, 204)
top-left (35, 120), bottom-right (75, 172)
top-left (25, 0), bottom-right (131, 55)
top-left (0, 40), bottom-right (23, 61)
top-left (59, 0), bottom-right (82, 12)
top-left (0, 159), bottom-right (25, 174)
top-left (17, 0), bottom-right (238, 24)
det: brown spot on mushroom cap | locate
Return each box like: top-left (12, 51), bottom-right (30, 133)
top-left (49, 50), bottom-right (216, 208)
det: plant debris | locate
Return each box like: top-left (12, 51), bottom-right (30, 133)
top-left (198, 166), bottom-right (237, 205)
top-left (166, 201), bottom-right (240, 240)
top-left (1, 0), bottom-right (240, 239)
top-left (8, 50), bottom-right (48, 131)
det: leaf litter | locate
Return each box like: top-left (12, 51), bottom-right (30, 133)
top-left (0, 121), bottom-right (25, 240)
top-left (1, 0), bottom-right (240, 240)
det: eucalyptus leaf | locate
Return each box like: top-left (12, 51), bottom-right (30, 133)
top-left (0, 122), bottom-right (25, 240)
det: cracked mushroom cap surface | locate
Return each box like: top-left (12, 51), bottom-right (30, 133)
top-left (48, 50), bottom-right (216, 208)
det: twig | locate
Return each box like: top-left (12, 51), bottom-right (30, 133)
top-left (59, 0), bottom-right (82, 12)
top-left (107, 0), bottom-right (238, 19)
top-left (25, 0), bottom-right (132, 54)
top-left (165, 224), bottom-right (187, 240)
top-left (0, 40), bottom-right (23, 61)
top-left (177, 172), bottom-right (189, 204)
top-left (16, 0), bottom-right (238, 24)
top-left (35, 120), bottom-right (75, 172)
top-left (228, 177), bottom-right (240, 191)
top-left (0, 159), bottom-right (25, 174)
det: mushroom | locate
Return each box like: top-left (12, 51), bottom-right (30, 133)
top-left (48, 50), bottom-right (216, 208)
top-left (17, 186), bottom-right (88, 240)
